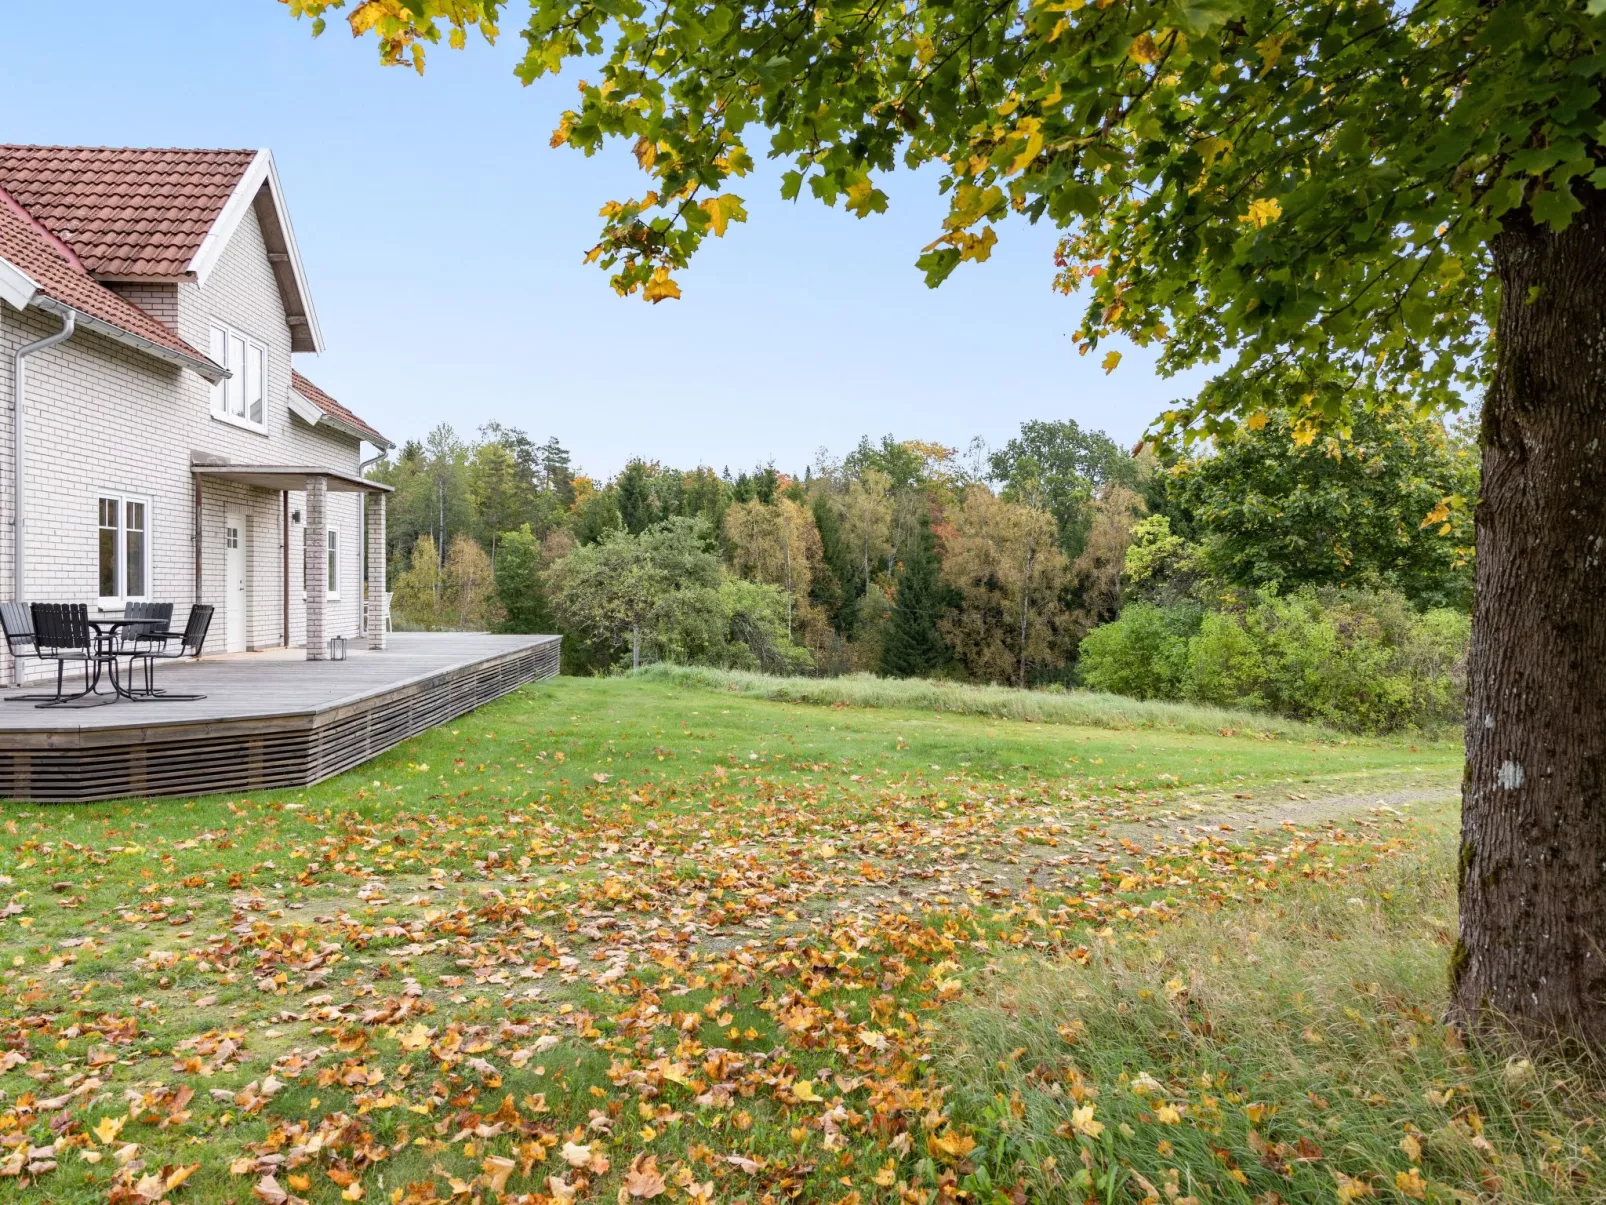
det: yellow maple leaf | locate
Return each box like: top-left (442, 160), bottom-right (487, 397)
top-left (1102, 349), bottom-right (1122, 374)
top-left (1419, 500), bottom-right (1451, 529)
top-left (1334, 1172), bottom-right (1376, 1202)
top-left (1245, 411), bottom-right (1270, 430)
top-left (700, 193), bottom-right (748, 237)
top-left (398, 1023), bottom-right (432, 1052)
top-left (94, 1115), bottom-right (126, 1146)
top-left (1256, 32), bottom-right (1291, 77)
top-left (482, 1155), bottom-right (517, 1193)
top-left (1007, 117), bottom-right (1044, 174)
top-left (872, 1161), bottom-right (897, 1187)
top-left (927, 1131), bottom-right (978, 1162)
top-left (1239, 197), bottom-right (1283, 228)
top-left (1194, 136), bottom-right (1233, 172)
top-left (1129, 32), bottom-right (1162, 65)
top-left (1394, 1167), bottom-right (1427, 1199)
top-left (792, 1080), bottom-right (822, 1102)
top-left (166, 1164), bottom-right (200, 1192)
top-left (1070, 1104), bottom-right (1104, 1138)
top-left (348, 1), bottom-right (391, 37)
top-left (844, 180), bottom-right (886, 218)
top-left (642, 270), bottom-right (681, 303)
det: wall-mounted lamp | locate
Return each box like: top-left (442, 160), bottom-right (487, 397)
top-left (291, 509), bottom-right (302, 525)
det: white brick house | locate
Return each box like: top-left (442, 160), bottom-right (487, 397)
top-left (0, 146), bottom-right (391, 683)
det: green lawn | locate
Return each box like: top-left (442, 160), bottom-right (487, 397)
top-left (5, 675), bottom-right (1568, 1205)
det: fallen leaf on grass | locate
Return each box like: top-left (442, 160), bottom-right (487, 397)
top-left (481, 1155), bottom-right (516, 1192)
top-left (623, 1154), bottom-right (666, 1198)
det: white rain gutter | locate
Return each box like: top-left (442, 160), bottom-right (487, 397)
top-left (13, 308), bottom-right (75, 610)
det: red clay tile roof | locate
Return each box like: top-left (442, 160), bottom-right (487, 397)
top-left (291, 370), bottom-right (391, 449)
top-left (0, 145), bottom-right (257, 278)
top-left (0, 186), bottom-right (220, 373)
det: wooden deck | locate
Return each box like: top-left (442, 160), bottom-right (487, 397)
top-left (0, 632), bottom-right (561, 802)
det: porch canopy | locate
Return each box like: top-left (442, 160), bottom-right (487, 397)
top-left (190, 465), bottom-right (391, 494)
top-left (190, 465), bottom-right (392, 660)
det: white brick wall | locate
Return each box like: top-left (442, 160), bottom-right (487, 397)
top-left (0, 205), bottom-right (374, 684)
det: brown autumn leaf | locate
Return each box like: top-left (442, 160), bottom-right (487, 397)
top-left (623, 1154), bottom-right (666, 1199)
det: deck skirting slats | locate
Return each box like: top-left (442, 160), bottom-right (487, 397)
top-left (0, 634), bottom-right (561, 802)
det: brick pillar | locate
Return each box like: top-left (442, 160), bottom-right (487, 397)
top-left (366, 491), bottom-right (387, 650)
top-left (304, 475), bottom-right (326, 661)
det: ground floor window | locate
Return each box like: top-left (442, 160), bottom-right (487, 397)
top-left (97, 493), bottom-right (149, 606)
top-left (301, 523), bottom-right (341, 601)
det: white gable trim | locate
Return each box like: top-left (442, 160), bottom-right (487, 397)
top-left (0, 255), bottom-right (39, 311)
top-left (287, 388), bottom-right (324, 427)
top-left (188, 150), bottom-right (270, 288)
top-left (187, 149), bottom-right (326, 354)
top-left (290, 383), bottom-right (386, 447)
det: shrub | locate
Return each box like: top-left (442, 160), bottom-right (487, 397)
top-left (1075, 601), bottom-right (1199, 700)
top-left (1184, 610), bottom-right (1266, 708)
top-left (1077, 588), bottom-right (1468, 734)
top-left (719, 579), bottom-right (813, 674)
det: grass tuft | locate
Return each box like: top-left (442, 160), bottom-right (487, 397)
top-left (636, 664), bottom-right (1437, 745)
top-left (942, 823), bottom-right (1606, 1203)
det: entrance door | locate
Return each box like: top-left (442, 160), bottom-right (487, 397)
top-left (224, 512), bottom-right (246, 652)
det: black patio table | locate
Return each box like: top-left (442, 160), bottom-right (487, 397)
top-left (83, 618), bottom-right (149, 702)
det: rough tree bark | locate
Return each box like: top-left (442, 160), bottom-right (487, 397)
top-left (1451, 188), bottom-right (1606, 1043)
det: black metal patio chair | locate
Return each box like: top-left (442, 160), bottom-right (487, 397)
top-left (128, 604), bottom-right (211, 701)
top-left (117, 601), bottom-right (173, 656)
top-left (30, 602), bottom-right (112, 708)
top-left (0, 601), bottom-right (66, 702)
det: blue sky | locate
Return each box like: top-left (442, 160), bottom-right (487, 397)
top-left (7, 2), bottom-right (1212, 480)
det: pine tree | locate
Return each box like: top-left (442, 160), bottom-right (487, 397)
top-left (810, 492), bottom-right (857, 636)
top-left (617, 460), bottom-right (655, 534)
top-left (880, 513), bottom-right (948, 678)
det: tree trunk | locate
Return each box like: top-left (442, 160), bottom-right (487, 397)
top-left (632, 624), bottom-right (640, 672)
top-left (438, 480), bottom-right (447, 569)
top-left (1451, 191), bottom-right (1606, 1045)
top-left (1018, 548), bottom-right (1033, 689)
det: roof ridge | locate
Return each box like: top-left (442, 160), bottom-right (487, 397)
top-left (0, 143), bottom-right (256, 155)
top-left (0, 181), bottom-right (87, 273)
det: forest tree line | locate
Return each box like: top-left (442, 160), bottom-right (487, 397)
top-left (370, 393), bottom-right (1477, 733)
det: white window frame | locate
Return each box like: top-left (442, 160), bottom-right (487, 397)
top-left (326, 528), bottom-right (341, 601)
top-left (301, 524), bottom-right (341, 602)
top-left (207, 321), bottom-right (268, 433)
top-left (97, 492), bottom-right (152, 610)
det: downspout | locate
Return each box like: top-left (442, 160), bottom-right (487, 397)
top-left (281, 491), bottom-right (290, 648)
top-left (11, 309), bottom-right (75, 681)
top-left (356, 446), bottom-right (384, 634)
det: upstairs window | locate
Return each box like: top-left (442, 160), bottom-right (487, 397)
top-left (208, 323), bottom-right (266, 429)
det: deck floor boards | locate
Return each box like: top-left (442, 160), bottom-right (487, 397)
top-left (0, 632), bottom-right (560, 801)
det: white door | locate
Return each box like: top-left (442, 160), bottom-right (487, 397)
top-left (224, 512), bottom-right (246, 652)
